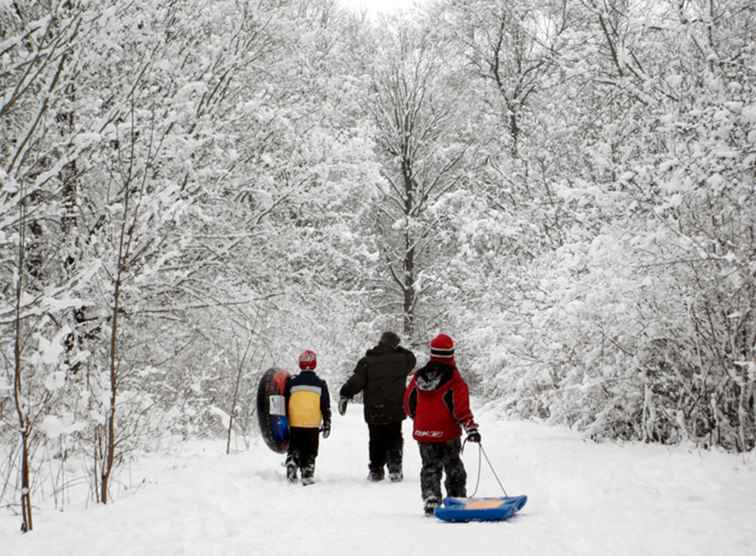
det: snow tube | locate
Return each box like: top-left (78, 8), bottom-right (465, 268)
top-left (434, 495), bottom-right (528, 523)
top-left (256, 368), bottom-right (290, 453)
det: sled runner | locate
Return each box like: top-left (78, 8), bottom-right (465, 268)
top-left (434, 495), bottom-right (527, 523)
top-left (256, 368), bottom-right (290, 453)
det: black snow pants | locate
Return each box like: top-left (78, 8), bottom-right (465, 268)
top-left (368, 421), bottom-right (403, 474)
top-left (286, 427), bottom-right (320, 478)
top-left (418, 438), bottom-right (467, 503)
top-left (368, 421), bottom-right (404, 474)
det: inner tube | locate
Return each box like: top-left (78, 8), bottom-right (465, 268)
top-left (256, 368), bottom-right (290, 453)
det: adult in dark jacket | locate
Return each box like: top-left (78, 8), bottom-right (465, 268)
top-left (339, 331), bottom-right (416, 482)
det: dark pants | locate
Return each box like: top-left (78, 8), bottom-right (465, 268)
top-left (418, 438), bottom-right (467, 502)
top-left (286, 427), bottom-right (320, 478)
top-left (368, 421), bottom-right (403, 473)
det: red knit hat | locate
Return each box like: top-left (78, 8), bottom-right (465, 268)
top-left (429, 333), bottom-right (455, 363)
top-left (298, 350), bottom-right (317, 370)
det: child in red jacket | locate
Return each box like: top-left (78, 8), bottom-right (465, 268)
top-left (403, 333), bottom-right (481, 515)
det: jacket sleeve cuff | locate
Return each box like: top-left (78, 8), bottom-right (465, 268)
top-left (462, 419), bottom-right (478, 433)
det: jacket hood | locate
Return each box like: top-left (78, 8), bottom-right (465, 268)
top-left (416, 361), bottom-right (454, 391)
top-left (366, 343), bottom-right (398, 357)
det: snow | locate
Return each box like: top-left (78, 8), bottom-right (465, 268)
top-left (2, 406), bottom-right (755, 555)
top-left (42, 371), bottom-right (66, 391)
top-left (742, 103), bottom-right (756, 124)
top-left (39, 414), bottom-right (85, 439)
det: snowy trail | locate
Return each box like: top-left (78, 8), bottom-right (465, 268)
top-left (3, 405), bottom-right (756, 556)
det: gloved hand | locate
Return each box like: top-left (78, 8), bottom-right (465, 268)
top-left (321, 421), bottom-right (331, 439)
top-left (466, 427), bottom-right (481, 443)
top-left (338, 397), bottom-right (349, 416)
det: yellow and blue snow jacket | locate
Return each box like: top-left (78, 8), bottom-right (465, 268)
top-left (285, 370), bottom-right (331, 429)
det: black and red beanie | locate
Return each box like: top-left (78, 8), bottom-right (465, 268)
top-left (429, 333), bottom-right (455, 363)
top-left (298, 350), bottom-right (317, 370)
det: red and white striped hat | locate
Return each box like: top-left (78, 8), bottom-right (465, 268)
top-left (429, 333), bottom-right (455, 363)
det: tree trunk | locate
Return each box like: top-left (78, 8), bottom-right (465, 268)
top-left (101, 261), bottom-right (122, 504)
top-left (13, 197), bottom-right (33, 532)
top-left (509, 110), bottom-right (520, 159)
top-left (227, 338), bottom-right (254, 455)
top-left (403, 245), bottom-right (415, 338)
top-left (402, 162), bottom-right (416, 338)
top-left (18, 431), bottom-right (33, 532)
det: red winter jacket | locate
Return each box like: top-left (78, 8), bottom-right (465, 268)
top-left (403, 362), bottom-right (477, 443)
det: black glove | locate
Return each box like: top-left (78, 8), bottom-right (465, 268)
top-left (321, 421), bottom-right (331, 439)
top-left (338, 397), bottom-right (349, 416)
top-left (466, 427), bottom-right (481, 443)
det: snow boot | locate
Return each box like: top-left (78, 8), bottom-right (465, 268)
top-left (367, 467), bottom-right (385, 482)
top-left (301, 464), bottom-right (315, 486)
top-left (389, 470), bottom-right (403, 483)
top-left (286, 462), bottom-right (298, 483)
top-left (423, 496), bottom-right (440, 516)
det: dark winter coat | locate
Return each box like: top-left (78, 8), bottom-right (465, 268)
top-left (285, 370), bottom-right (331, 429)
top-left (340, 344), bottom-right (416, 425)
top-left (403, 361), bottom-right (477, 443)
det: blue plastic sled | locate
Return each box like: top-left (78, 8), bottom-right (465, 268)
top-left (434, 495), bottom-right (527, 523)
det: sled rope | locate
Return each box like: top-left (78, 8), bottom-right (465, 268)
top-left (469, 443), bottom-right (508, 498)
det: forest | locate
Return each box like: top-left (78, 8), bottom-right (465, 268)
top-left (1, 0), bottom-right (754, 531)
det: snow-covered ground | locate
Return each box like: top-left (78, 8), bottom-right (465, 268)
top-left (3, 404), bottom-right (756, 556)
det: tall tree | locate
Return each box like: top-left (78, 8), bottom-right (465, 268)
top-left (368, 23), bottom-right (471, 339)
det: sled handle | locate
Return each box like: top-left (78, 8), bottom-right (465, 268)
top-left (469, 443), bottom-right (508, 498)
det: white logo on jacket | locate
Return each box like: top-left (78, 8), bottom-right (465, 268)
top-left (414, 430), bottom-right (444, 438)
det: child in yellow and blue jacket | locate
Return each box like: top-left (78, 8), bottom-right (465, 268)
top-left (284, 350), bottom-right (331, 485)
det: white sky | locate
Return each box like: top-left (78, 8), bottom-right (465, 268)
top-left (337, 0), bottom-right (425, 16)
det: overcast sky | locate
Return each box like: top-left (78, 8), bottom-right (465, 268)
top-left (337, 0), bottom-right (426, 16)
